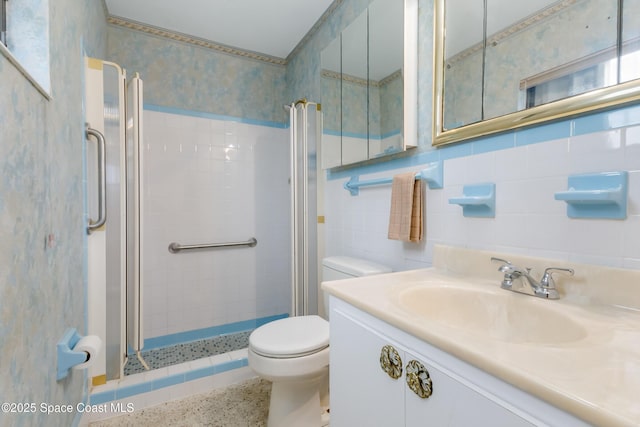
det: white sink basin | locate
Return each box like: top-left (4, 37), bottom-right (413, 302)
top-left (395, 285), bottom-right (587, 345)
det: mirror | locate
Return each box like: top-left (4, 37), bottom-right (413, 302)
top-left (433, 0), bottom-right (640, 146)
top-left (321, 0), bottom-right (417, 169)
top-left (341, 8), bottom-right (369, 165)
top-left (369, 0), bottom-right (406, 159)
top-left (321, 37), bottom-right (342, 169)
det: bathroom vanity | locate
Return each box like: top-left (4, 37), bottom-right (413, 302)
top-left (330, 298), bottom-right (588, 426)
top-left (323, 245), bottom-right (640, 427)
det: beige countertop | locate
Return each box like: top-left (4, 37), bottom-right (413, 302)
top-left (322, 245), bottom-right (640, 427)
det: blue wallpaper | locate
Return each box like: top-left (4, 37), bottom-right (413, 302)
top-left (2, 1), bottom-right (637, 424)
top-left (0, 1), bottom-right (106, 426)
top-left (285, 0), bottom-right (371, 105)
top-left (107, 26), bottom-right (288, 125)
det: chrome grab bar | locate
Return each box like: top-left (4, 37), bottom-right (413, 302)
top-left (86, 124), bottom-right (107, 234)
top-left (168, 237), bottom-right (258, 253)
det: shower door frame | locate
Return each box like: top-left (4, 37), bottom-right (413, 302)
top-left (289, 100), bottom-right (321, 317)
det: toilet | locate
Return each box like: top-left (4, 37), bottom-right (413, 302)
top-left (248, 256), bottom-right (391, 427)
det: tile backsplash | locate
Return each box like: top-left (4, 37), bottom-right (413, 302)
top-left (325, 124), bottom-right (640, 272)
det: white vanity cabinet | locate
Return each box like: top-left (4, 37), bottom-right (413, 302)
top-left (330, 297), bottom-right (589, 427)
top-left (330, 305), bottom-right (406, 426)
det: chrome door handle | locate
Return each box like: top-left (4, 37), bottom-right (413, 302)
top-left (86, 124), bottom-right (106, 234)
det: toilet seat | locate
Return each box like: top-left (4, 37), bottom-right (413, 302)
top-left (250, 315), bottom-right (329, 358)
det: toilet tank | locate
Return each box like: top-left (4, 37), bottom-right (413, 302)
top-left (322, 256), bottom-right (392, 280)
top-left (321, 256), bottom-right (391, 318)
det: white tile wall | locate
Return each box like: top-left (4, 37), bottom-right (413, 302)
top-left (324, 125), bottom-right (640, 272)
top-left (142, 111), bottom-right (290, 339)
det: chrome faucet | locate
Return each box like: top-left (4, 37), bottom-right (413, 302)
top-left (490, 257), bottom-right (574, 299)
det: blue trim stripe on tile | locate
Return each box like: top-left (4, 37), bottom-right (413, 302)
top-left (515, 120), bottom-right (571, 146)
top-left (151, 373), bottom-right (186, 390)
top-left (116, 382), bottom-right (153, 400)
top-left (471, 132), bottom-right (515, 154)
top-left (142, 314), bottom-right (287, 351)
top-left (144, 104), bottom-right (287, 129)
top-left (327, 149), bottom-right (440, 181)
top-left (184, 365), bottom-right (216, 382)
top-left (90, 357), bottom-right (250, 404)
top-left (214, 358), bottom-right (248, 374)
top-left (90, 390), bottom-right (116, 405)
top-left (439, 141), bottom-right (474, 160)
top-left (327, 102), bottom-right (640, 181)
top-left (572, 103), bottom-right (640, 135)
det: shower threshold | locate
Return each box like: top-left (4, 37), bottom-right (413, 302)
top-left (124, 330), bottom-right (252, 376)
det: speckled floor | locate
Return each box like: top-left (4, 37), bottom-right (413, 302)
top-left (125, 331), bottom-right (251, 375)
top-left (89, 377), bottom-right (270, 427)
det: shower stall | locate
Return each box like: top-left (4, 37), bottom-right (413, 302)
top-left (85, 57), bottom-right (321, 383)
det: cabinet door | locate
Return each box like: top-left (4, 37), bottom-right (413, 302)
top-left (331, 309), bottom-right (405, 427)
top-left (404, 350), bottom-right (534, 427)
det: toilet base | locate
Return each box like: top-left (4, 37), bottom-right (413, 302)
top-left (267, 373), bottom-right (328, 427)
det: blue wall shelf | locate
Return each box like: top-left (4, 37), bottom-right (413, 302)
top-left (449, 183), bottom-right (496, 218)
top-left (554, 171), bottom-right (628, 219)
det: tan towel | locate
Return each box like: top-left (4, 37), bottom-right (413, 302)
top-left (388, 172), bottom-right (423, 243)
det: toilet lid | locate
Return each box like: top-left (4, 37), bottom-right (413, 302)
top-left (250, 316), bottom-right (329, 358)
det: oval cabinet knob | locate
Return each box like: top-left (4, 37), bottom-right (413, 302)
top-left (406, 360), bottom-right (433, 399)
top-left (380, 345), bottom-right (403, 380)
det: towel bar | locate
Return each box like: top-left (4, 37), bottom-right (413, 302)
top-left (344, 161), bottom-right (443, 196)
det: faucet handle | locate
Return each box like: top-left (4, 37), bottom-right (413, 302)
top-left (540, 267), bottom-right (574, 288)
top-left (490, 257), bottom-right (513, 272)
top-left (490, 257), bottom-right (511, 265)
top-left (490, 257), bottom-right (518, 274)
top-left (491, 257), bottom-right (516, 289)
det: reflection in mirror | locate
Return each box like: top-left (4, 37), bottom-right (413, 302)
top-left (621, 0), bottom-right (640, 83)
top-left (443, 0), bottom-right (484, 129)
top-left (484, 0), bottom-right (618, 121)
top-left (321, 0), bottom-right (416, 169)
top-left (434, 0), bottom-right (640, 146)
top-left (368, 0), bottom-right (404, 158)
top-left (446, 0), bottom-right (621, 128)
top-left (341, 9), bottom-right (369, 165)
top-left (321, 37), bottom-right (342, 169)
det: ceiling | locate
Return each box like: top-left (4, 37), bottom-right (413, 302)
top-left (104, 0), bottom-right (336, 59)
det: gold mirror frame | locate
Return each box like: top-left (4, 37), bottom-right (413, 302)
top-left (432, 0), bottom-right (640, 147)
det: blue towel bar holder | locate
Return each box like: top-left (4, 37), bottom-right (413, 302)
top-left (344, 160), bottom-right (443, 196)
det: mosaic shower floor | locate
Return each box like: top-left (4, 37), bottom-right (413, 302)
top-left (124, 330), bottom-right (252, 376)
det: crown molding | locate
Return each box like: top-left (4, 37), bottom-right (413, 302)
top-left (107, 15), bottom-right (287, 66)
